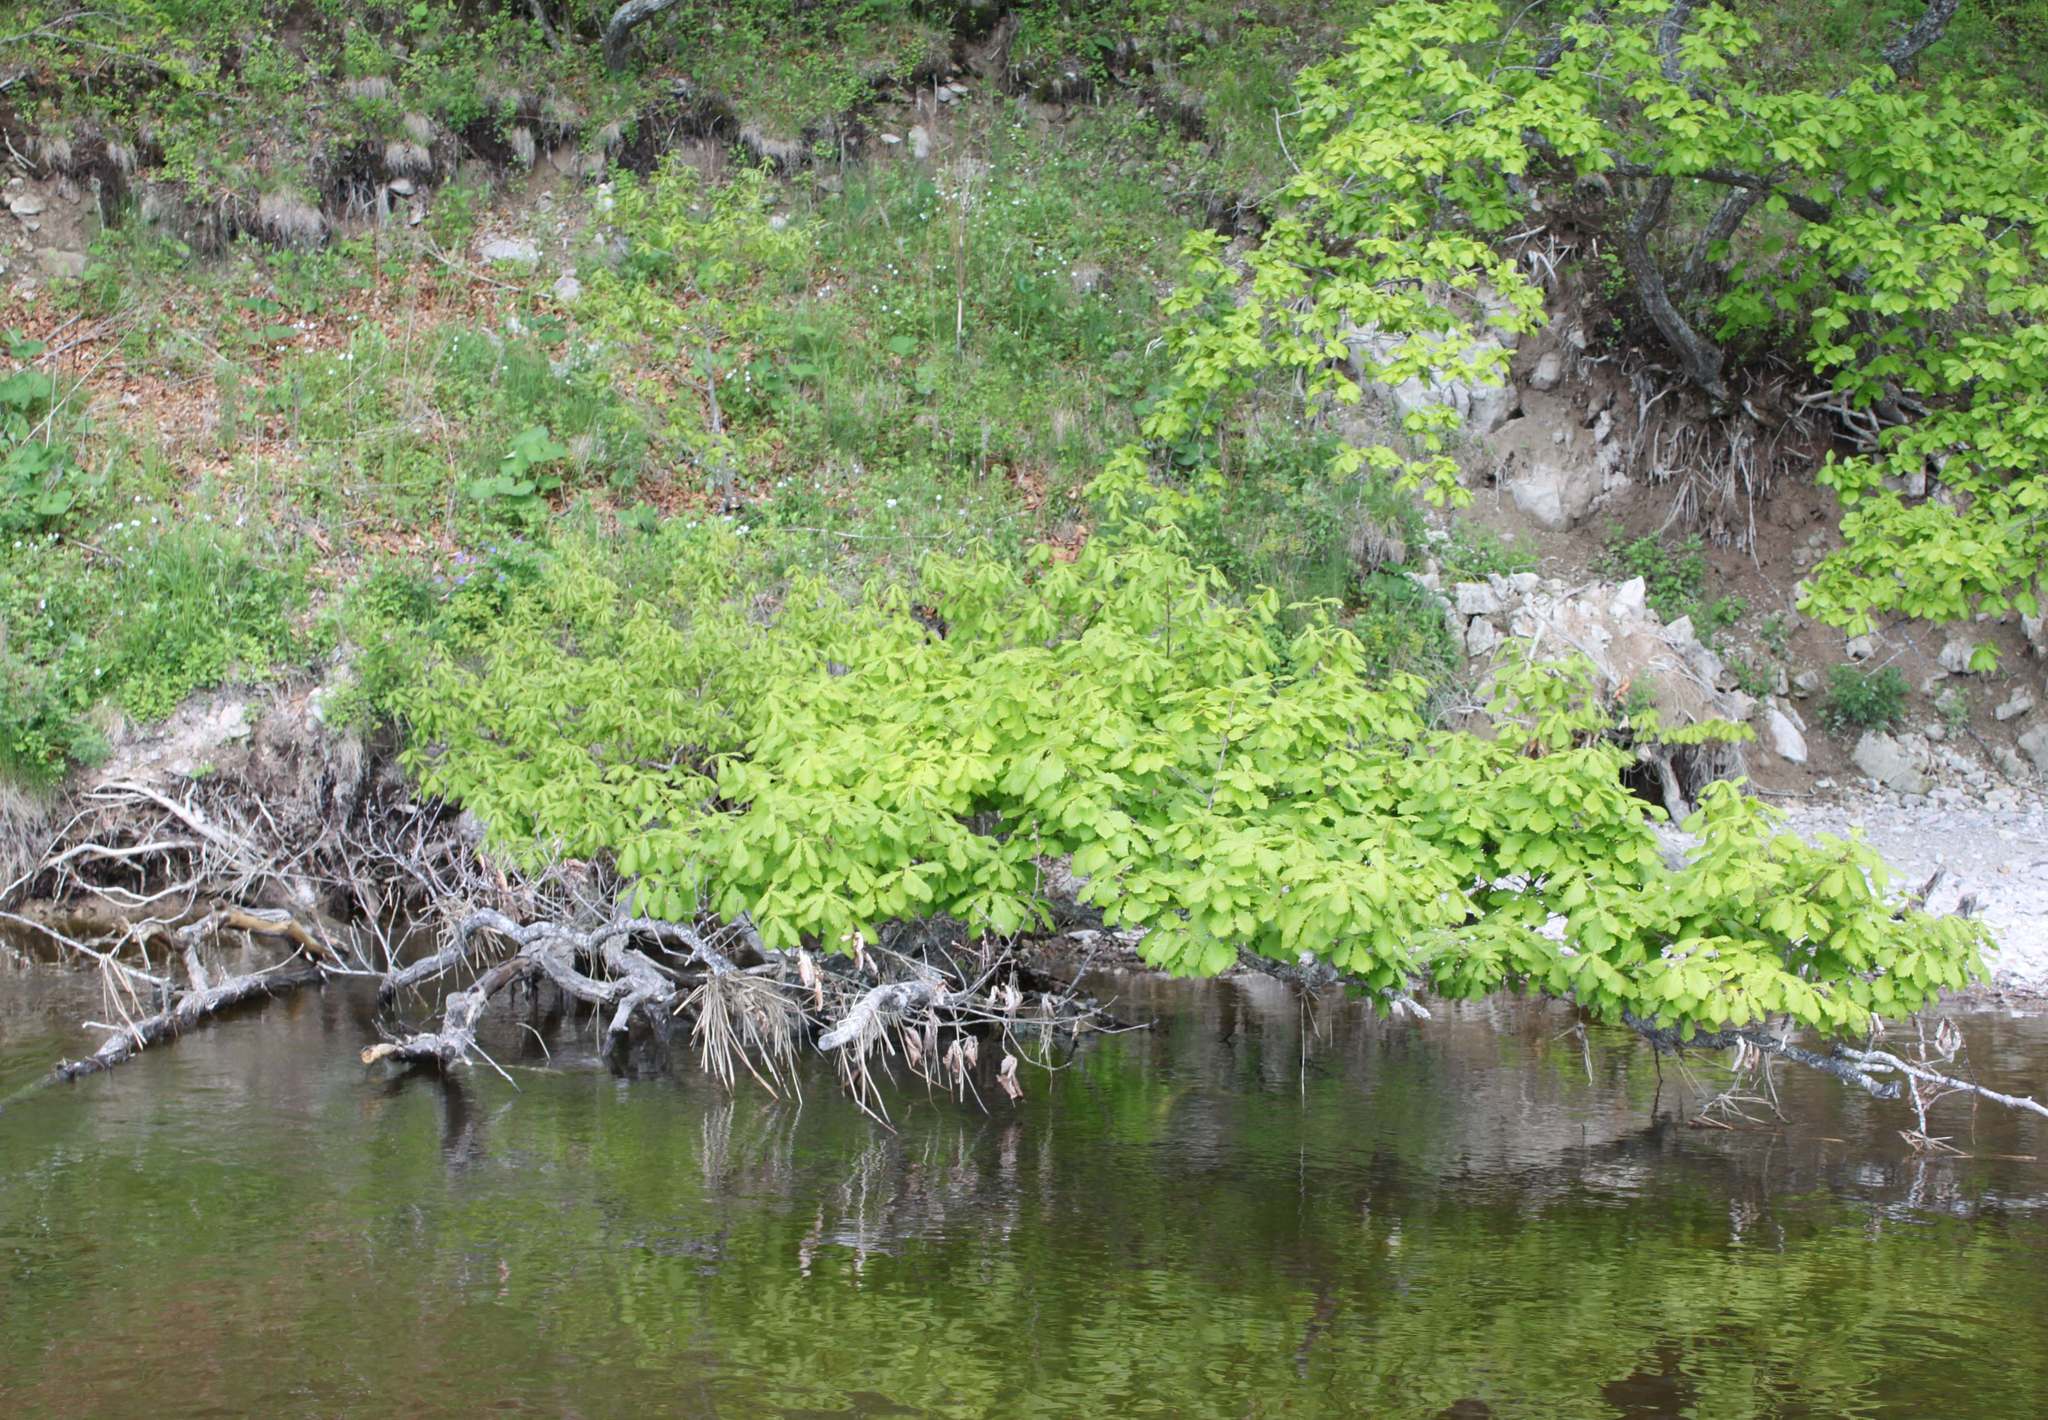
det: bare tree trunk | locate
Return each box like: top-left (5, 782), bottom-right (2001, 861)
top-left (602, 0), bottom-right (681, 72)
top-left (1623, 175), bottom-right (1730, 404)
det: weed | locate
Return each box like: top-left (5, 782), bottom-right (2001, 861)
top-left (1597, 529), bottom-right (1711, 623)
top-left (1819, 665), bottom-right (1908, 734)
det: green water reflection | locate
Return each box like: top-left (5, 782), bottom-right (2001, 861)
top-left (2, 968), bottom-right (2045, 1418)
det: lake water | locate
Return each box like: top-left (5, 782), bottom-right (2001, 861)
top-left (3, 963), bottom-right (2045, 1417)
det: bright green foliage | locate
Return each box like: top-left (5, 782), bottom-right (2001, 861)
top-left (399, 525), bottom-right (1985, 1038)
top-left (1129, 0), bottom-right (2048, 630)
top-left (1, 362), bottom-right (88, 535)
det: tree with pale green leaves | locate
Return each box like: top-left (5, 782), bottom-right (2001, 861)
top-left (1121, 0), bottom-right (2047, 634)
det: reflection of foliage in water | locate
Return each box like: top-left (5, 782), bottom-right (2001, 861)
top-left (1, 982), bottom-right (2045, 1417)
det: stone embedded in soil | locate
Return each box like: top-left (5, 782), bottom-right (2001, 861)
top-left (2021, 724), bottom-right (2048, 777)
top-left (1997, 688), bottom-right (2037, 722)
top-left (1939, 635), bottom-right (1984, 674)
top-left (1454, 581), bottom-right (1506, 616)
top-left (1791, 669), bottom-right (1821, 698)
top-left (478, 236), bottom-right (540, 265)
top-left (7, 193), bottom-right (47, 219)
top-left (1845, 634), bottom-right (1876, 661)
top-left (1763, 705), bottom-right (1808, 764)
top-left (1527, 349), bottom-right (1564, 391)
top-left (37, 249), bottom-right (85, 279)
top-left (1853, 731), bottom-right (1931, 796)
top-left (552, 273), bottom-right (582, 302)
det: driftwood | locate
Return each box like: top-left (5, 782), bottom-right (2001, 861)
top-left (50, 908), bottom-right (332, 1082)
top-left (56, 960), bottom-right (326, 1081)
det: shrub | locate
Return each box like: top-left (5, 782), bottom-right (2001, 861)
top-left (1820, 665), bottom-right (1908, 734)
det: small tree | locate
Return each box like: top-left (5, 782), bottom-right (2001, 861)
top-left (1131, 0), bottom-right (2048, 633)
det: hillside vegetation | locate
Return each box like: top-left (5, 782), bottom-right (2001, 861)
top-left (5, 0), bottom-right (2044, 1054)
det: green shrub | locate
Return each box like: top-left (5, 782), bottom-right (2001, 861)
top-left (391, 522), bottom-right (1985, 1037)
top-left (0, 654), bottom-right (106, 789)
top-left (1820, 665), bottom-right (1908, 734)
top-left (1597, 531), bottom-right (1710, 624)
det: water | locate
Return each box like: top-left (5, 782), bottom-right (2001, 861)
top-left (3, 963), bottom-right (2046, 1418)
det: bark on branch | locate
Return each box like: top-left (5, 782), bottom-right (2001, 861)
top-left (1882, 0), bottom-right (1961, 78)
top-left (601, 0), bottom-right (681, 71)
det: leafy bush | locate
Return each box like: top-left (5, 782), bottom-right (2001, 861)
top-left (1, 359), bottom-right (88, 535)
top-left (396, 523), bottom-right (1985, 1038)
top-left (0, 653), bottom-right (106, 789)
top-left (1820, 665), bottom-right (1908, 734)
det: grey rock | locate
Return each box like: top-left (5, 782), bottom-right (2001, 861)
top-left (551, 273), bottom-right (583, 302)
top-left (1996, 688), bottom-right (2037, 722)
top-left (1509, 571), bottom-right (1541, 595)
top-left (7, 193), bottom-right (46, 219)
top-left (1464, 617), bottom-right (1502, 658)
top-left (36, 249), bottom-right (86, 280)
top-left (2021, 724), bottom-right (2048, 777)
top-left (1854, 732), bottom-right (1931, 796)
top-left (478, 236), bottom-right (539, 265)
top-left (1506, 458), bottom-right (1600, 530)
top-left (909, 125), bottom-right (932, 160)
top-left (1527, 349), bottom-right (1565, 391)
top-left (387, 177), bottom-right (416, 196)
top-left (1845, 634), bottom-right (1876, 661)
top-left (1939, 635), bottom-right (1982, 674)
top-left (1608, 577), bottom-right (1647, 622)
top-left (1791, 669), bottom-right (1822, 698)
top-left (1346, 325), bottom-right (1517, 437)
top-left (1454, 582), bottom-right (1506, 617)
top-left (1766, 704), bottom-right (1809, 760)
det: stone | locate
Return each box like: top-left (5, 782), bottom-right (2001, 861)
top-left (1506, 458), bottom-right (1600, 531)
top-left (1845, 634), bottom-right (1875, 661)
top-left (1454, 582), bottom-right (1506, 617)
top-left (1527, 349), bottom-right (1565, 391)
top-left (1464, 617), bottom-right (1502, 658)
top-left (1995, 688), bottom-right (2036, 722)
top-left (1664, 615), bottom-right (1695, 645)
top-left (478, 236), bottom-right (539, 265)
top-left (1791, 669), bottom-right (1822, 698)
top-left (551, 273), bottom-right (582, 302)
top-left (36, 249), bottom-right (86, 280)
top-left (2023, 610), bottom-right (2046, 654)
top-left (1853, 732), bottom-right (1931, 796)
top-left (387, 177), bottom-right (415, 196)
top-left (1345, 325), bottom-right (1518, 437)
top-left (1509, 572), bottom-right (1541, 596)
top-left (1938, 635), bottom-right (1982, 674)
top-left (1608, 577), bottom-right (1647, 622)
top-left (7, 193), bottom-right (46, 219)
top-left (2019, 724), bottom-right (2048, 777)
top-left (879, 132), bottom-right (903, 146)
top-left (909, 125), bottom-right (932, 160)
